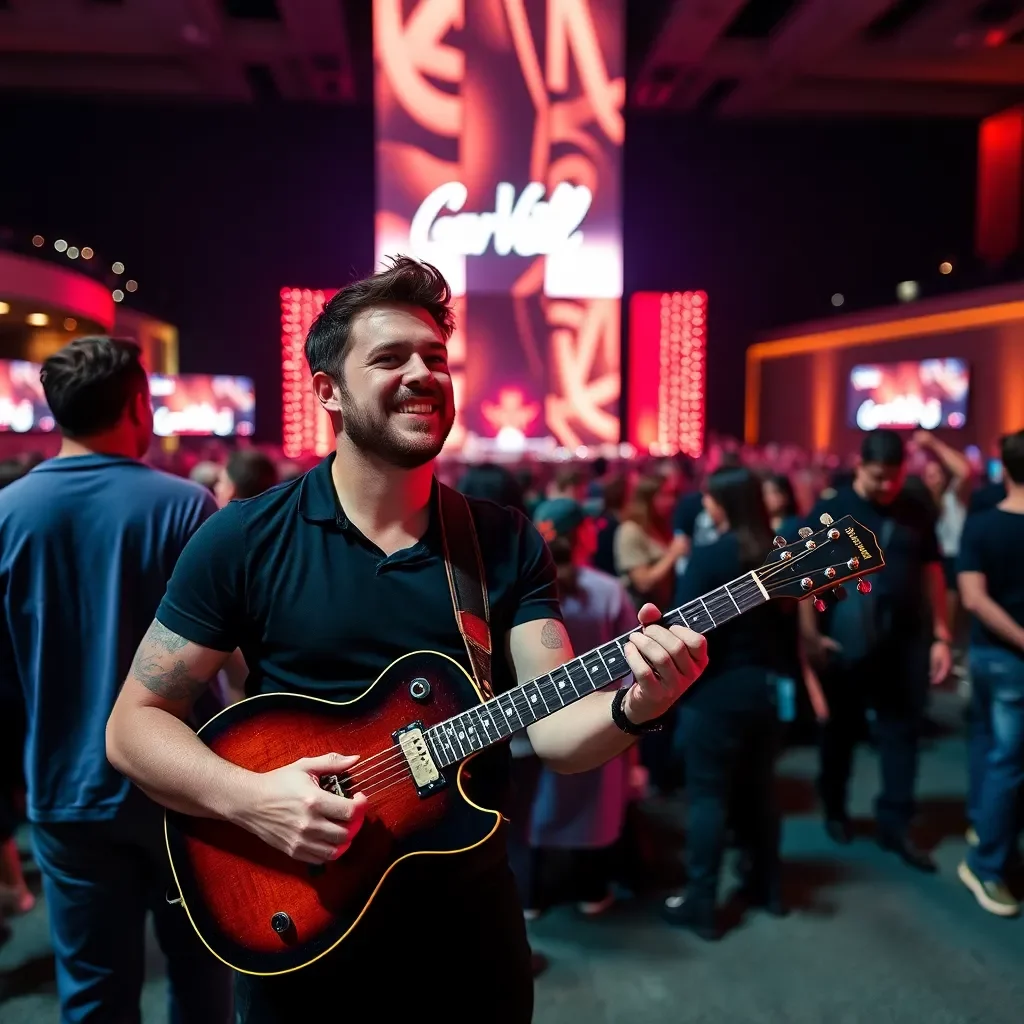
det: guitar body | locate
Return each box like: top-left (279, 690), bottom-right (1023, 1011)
top-left (165, 651), bottom-right (500, 976)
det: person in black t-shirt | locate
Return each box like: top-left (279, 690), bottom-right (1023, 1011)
top-left (801, 430), bottom-right (952, 873)
top-left (662, 468), bottom-right (790, 940)
top-left (106, 258), bottom-right (710, 1024)
top-left (593, 471), bottom-right (627, 578)
top-left (956, 429), bottom-right (1024, 918)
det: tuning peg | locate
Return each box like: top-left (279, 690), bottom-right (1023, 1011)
top-left (856, 578), bottom-right (872, 595)
top-left (813, 597), bottom-right (827, 613)
top-left (832, 585), bottom-right (848, 602)
top-left (819, 514), bottom-right (834, 527)
top-left (798, 526), bottom-right (813, 539)
top-left (773, 535), bottom-right (787, 548)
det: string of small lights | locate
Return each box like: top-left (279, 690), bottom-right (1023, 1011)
top-left (27, 231), bottom-right (139, 304)
top-left (831, 260), bottom-right (959, 311)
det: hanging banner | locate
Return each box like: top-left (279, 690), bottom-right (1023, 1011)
top-left (373, 0), bottom-right (624, 451)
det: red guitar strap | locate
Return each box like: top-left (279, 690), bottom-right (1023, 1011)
top-left (437, 483), bottom-right (494, 702)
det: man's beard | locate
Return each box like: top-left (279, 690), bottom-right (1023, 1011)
top-left (338, 383), bottom-right (454, 469)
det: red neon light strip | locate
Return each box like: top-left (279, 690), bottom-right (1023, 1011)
top-left (628, 290), bottom-right (706, 457)
top-left (280, 288), bottom-right (335, 459)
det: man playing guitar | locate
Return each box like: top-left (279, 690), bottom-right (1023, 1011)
top-left (106, 257), bottom-right (708, 1023)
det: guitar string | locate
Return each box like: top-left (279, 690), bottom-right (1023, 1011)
top-left (338, 536), bottom-right (848, 788)
top-left (333, 582), bottom-right (766, 791)
top-left (335, 566), bottom-right (782, 789)
top-left (336, 540), bottom-right (855, 792)
top-left (337, 544), bottom-right (860, 795)
top-left (350, 553), bottom-right (865, 803)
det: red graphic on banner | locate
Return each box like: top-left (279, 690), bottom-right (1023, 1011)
top-left (372, 0), bottom-right (624, 453)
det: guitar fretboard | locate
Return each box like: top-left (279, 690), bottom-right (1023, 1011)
top-left (424, 571), bottom-right (767, 769)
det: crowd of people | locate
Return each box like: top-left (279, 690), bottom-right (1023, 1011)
top-left (0, 259), bottom-right (1022, 1023)
top-left (450, 423), bottom-right (1024, 938)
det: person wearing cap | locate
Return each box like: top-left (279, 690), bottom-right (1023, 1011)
top-left (521, 497), bottom-right (640, 917)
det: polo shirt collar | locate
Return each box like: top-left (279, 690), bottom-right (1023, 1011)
top-left (298, 453), bottom-right (343, 524)
top-left (298, 454), bottom-right (442, 554)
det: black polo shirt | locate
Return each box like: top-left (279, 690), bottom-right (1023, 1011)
top-left (155, 453), bottom-right (562, 809)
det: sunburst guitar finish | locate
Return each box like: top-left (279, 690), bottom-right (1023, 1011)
top-left (165, 652), bottom-right (498, 976)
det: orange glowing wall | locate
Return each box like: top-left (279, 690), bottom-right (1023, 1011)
top-left (371, 0), bottom-right (624, 450)
top-left (628, 291), bottom-right (707, 456)
top-left (745, 293), bottom-right (1024, 455)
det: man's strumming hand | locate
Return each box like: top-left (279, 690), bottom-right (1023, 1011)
top-left (232, 752), bottom-right (368, 864)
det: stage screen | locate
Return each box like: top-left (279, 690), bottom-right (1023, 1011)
top-left (847, 359), bottom-right (970, 431)
top-left (0, 360), bottom-right (54, 433)
top-left (149, 374), bottom-right (255, 437)
top-left (365, 0), bottom-right (624, 456)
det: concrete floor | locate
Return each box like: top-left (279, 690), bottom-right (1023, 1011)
top-left (3, 693), bottom-right (1023, 1023)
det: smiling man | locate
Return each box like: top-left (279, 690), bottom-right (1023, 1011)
top-left (106, 256), bottom-right (708, 1023)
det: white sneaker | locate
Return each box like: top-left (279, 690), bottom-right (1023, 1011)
top-left (958, 861), bottom-right (1020, 917)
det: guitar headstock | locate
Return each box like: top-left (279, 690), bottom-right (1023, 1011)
top-left (756, 515), bottom-right (886, 609)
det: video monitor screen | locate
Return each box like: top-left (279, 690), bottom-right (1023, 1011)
top-left (0, 360), bottom-right (55, 433)
top-left (148, 374), bottom-right (255, 437)
top-left (847, 358), bottom-right (969, 431)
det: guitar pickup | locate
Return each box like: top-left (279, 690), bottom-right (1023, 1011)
top-left (393, 722), bottom-right (446, 798)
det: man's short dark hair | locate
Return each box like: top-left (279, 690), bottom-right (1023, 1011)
top-left (40, 337), bottom-right (148, 438)
top-left (226, 449), bottom-right (279, 500)
top-left (305, 256), bottom-right (456, 379)
top-left (1001, 429), bottom-right (1024, 485)
top-left (861, 428), bottom-right (905, 467)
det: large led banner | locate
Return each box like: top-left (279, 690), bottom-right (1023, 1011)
top-left (373, 0), bottom-right (624, 452)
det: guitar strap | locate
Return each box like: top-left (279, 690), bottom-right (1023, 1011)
top-left (437, 483), bottom-right (494, 702)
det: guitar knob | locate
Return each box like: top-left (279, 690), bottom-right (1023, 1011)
top-left (832, 585), bottom-right (847, 602)
top-left (856, 578), bottom-right (872, 595)
top-left (798, 527), bottom-right (813, 539)
top-left (813, 597), bottom-right (827, 613)
top-left (270, 912), bottom-right (292, 935)
top-left (819, 513), bottom-right (834, 527)
top-left (773, 535), bottom-right (787, 548)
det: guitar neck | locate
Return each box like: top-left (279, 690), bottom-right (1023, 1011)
top-left (425, 570), bottom-right (769, 769)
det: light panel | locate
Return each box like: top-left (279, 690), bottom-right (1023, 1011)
top-left (628, 290), bottom-right (707, 457)
top-left (280, 288), bottom-right (334, 459)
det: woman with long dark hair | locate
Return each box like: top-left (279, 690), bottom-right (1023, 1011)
top-left (763, 473), bottom-right (799, 538)
top-left (662, 467), bottom-right (788, 939)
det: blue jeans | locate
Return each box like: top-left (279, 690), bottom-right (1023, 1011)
top-left (30, 793), bottom-right (233, 1024)
top-left (967, 646), bottom-right (1024, 882)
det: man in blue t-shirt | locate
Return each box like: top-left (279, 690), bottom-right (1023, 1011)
top-left (0, 338), bottom-right (231, 1023)
top-left (956, 428), bottom-right (1024, 919)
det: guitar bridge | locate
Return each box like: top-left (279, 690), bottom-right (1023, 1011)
top-left (393, 722), bottom-right (446, 798)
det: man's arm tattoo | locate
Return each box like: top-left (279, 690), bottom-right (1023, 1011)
top-left (130, 621), bottom-right (208, 701)
top-left (540, 620), bottom-right (565, 650)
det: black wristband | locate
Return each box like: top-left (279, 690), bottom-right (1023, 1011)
top-left (611, 686), bottom-right (666, 735)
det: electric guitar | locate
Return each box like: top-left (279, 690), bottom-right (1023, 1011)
top-left (165, 514), bottom-right (884, 975)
